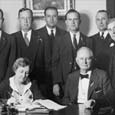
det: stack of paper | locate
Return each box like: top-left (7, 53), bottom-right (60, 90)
top-left (33, 99), bottom-right (67, 111)
top-left (12, 99), bottom-right (66, 112)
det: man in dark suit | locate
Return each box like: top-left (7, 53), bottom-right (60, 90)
top-left (0, 9), bottom-right (15, 98)
top-left (37, 7), bottom-right (66, 100)
top-left (10, 8), bottom-right (43, 87)
top-left (107, 18), bottom-right (115, 88)
top-left (63, 47), bottom-right (113, 110)
top-left (90, 10), bottom-right (114, 74)
top-left (52, 9), bottom-right (92, 99)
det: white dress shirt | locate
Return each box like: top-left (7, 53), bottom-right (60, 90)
top-left (46, 26), bottom-right (56, 36)
top-left (22, 30), bottom-right (32, 42)
top-left (77, 71), bottom-right (92, 104)
top-left (70, 31), bottom-right (80, 44)
top-left (99, 30), bottom-right (108, 39)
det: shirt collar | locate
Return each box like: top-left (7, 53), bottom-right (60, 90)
top-left (46, 26), bottom-right (56, 36)
top-left (70, 31), bottom-right (80, 44)
top-left (22, 30), bottom-right (32, 42)
top-left (80, 70), bottom-right (92, 79)
top-left (70, 31), bottom-right (80, 38)
top-left (9, 76), bottom-right (32, 94)
top-left (100, 30), bottom-right (108, 38)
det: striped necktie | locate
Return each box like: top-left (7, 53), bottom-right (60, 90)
top-left (73, 34), bottom-right (77, 49)
top-left (24, 32), bottom-right (29, 46)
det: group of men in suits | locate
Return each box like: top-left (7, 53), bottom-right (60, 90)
top-left (0, 6), bottom-right (115, 111)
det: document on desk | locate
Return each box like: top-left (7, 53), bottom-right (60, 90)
top-left (34, 99), bottom-right (67, 111)
top-left (14, 103), bottom-right (42, 111)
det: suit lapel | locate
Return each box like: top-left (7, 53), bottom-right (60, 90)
top-left (43, 27), bottom-right (52, 61)
top-left (88, 69), bottom-right (98, 99)
top-left (0, 31), bottom-right (7, 54)
top-left (104, 33), bottom-right (115, 46)
top-left (78, 32), bottom-right (86, 48)
top-left (72, 71), bottom-right (80, 103)
top-left (66, 32), bottom-right (74, 54)
top-left (29, 30), bottom-right (42, 61)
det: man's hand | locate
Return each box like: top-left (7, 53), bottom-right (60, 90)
top-left (84, 99), bottom-right (96, 109)
top-left (53, 84), bottom-right (60, 96)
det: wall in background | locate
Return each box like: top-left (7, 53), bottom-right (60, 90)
top-left (0, 0), bottom-right (106, 36)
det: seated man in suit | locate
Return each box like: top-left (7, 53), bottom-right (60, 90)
top-left (63, 46), bottom-right (113, 110)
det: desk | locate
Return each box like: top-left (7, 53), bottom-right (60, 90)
top-left (51, 104), bottom-right (115, 115)
top-left (0, 104), bottom-right (114, 115)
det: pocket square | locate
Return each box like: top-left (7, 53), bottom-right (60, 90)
top-left (95, 87), bottom-right (102, 93)
top-left (110, 43), bottom-right (115, 47)
top-left (90, 82), bottom-right (94, 87)
top-left (95, 90), bottom-right (102, 93)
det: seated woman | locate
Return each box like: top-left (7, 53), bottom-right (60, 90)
top-left (7, 57), bottom-right (43, 105)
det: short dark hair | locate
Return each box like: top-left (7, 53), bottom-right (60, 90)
top-left (12, 57), bottom-right (31, 72)
top-left (65, 9), bottom-right (81, 20)
top-left (97, 10), bottom-right (109, 18)
top-left (18, 8), bottom-right (33, 18)
top-left (0, 9), bottom-right (4, 19)
top-left (44, 6), bottom-right (58, 16)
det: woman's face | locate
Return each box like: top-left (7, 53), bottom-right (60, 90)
top-left (15, 66), bottom-right (29, 84)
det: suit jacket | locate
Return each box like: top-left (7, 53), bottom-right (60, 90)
top-left (0, 31), bottom-right (16, 94)
top-left (52, 32), bottom-right (93, 86)
top-left (0, 31), bottom-right (11, 83)
top-left (109, 53), bottom-right (115, 88)
top-left (9, 30), bottom-right (43, 81)
top-left (63, 68), bottom-right (112, 108)
top-left (37, 26), bottom-right (66, 84)
top-left (90, 33), bottom-right (115, 73)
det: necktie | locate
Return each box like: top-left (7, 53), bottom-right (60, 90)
top-left (73, 34), bottom-right (77, 49)
top-left (80, 74), bottom-right (89, 79)
top-left (24, 32), bottom-right (29, 46)
top-left (51, 29), bottom-right (55, 38)
top-left (100, 32), bottom-right (104, 39)
top-left (49, 30), bottom-right (55, 56)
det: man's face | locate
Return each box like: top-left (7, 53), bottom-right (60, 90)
top-left (96, 12), bottom-right (108, 31)
top-left (76, 48), bottom-right (93, 71)
top-left (0, 12), bottom-right (3, 29)
top-left (108, 21), bottom-right (115, 41)
top-left (19, 10), bottom-right (32, 32)
top-left (65, 12), bottom-right (80, 32)
top-left (45, 9), bottom-right (58, 28)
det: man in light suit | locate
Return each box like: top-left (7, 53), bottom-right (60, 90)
top-left (10, 8), bottom-right (43, 85)
top-left (63, 47), bottom-right (113, 110)
top-left (52, 9), bottom-right (92, 99)
top-left (37, 7), bottom-right (66, 100)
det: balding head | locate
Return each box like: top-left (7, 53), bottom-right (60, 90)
top-left (76, 47), bottom-right (93, 72)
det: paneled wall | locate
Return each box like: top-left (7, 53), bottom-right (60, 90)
top-left (0, 0), bottom-right (106, 36)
